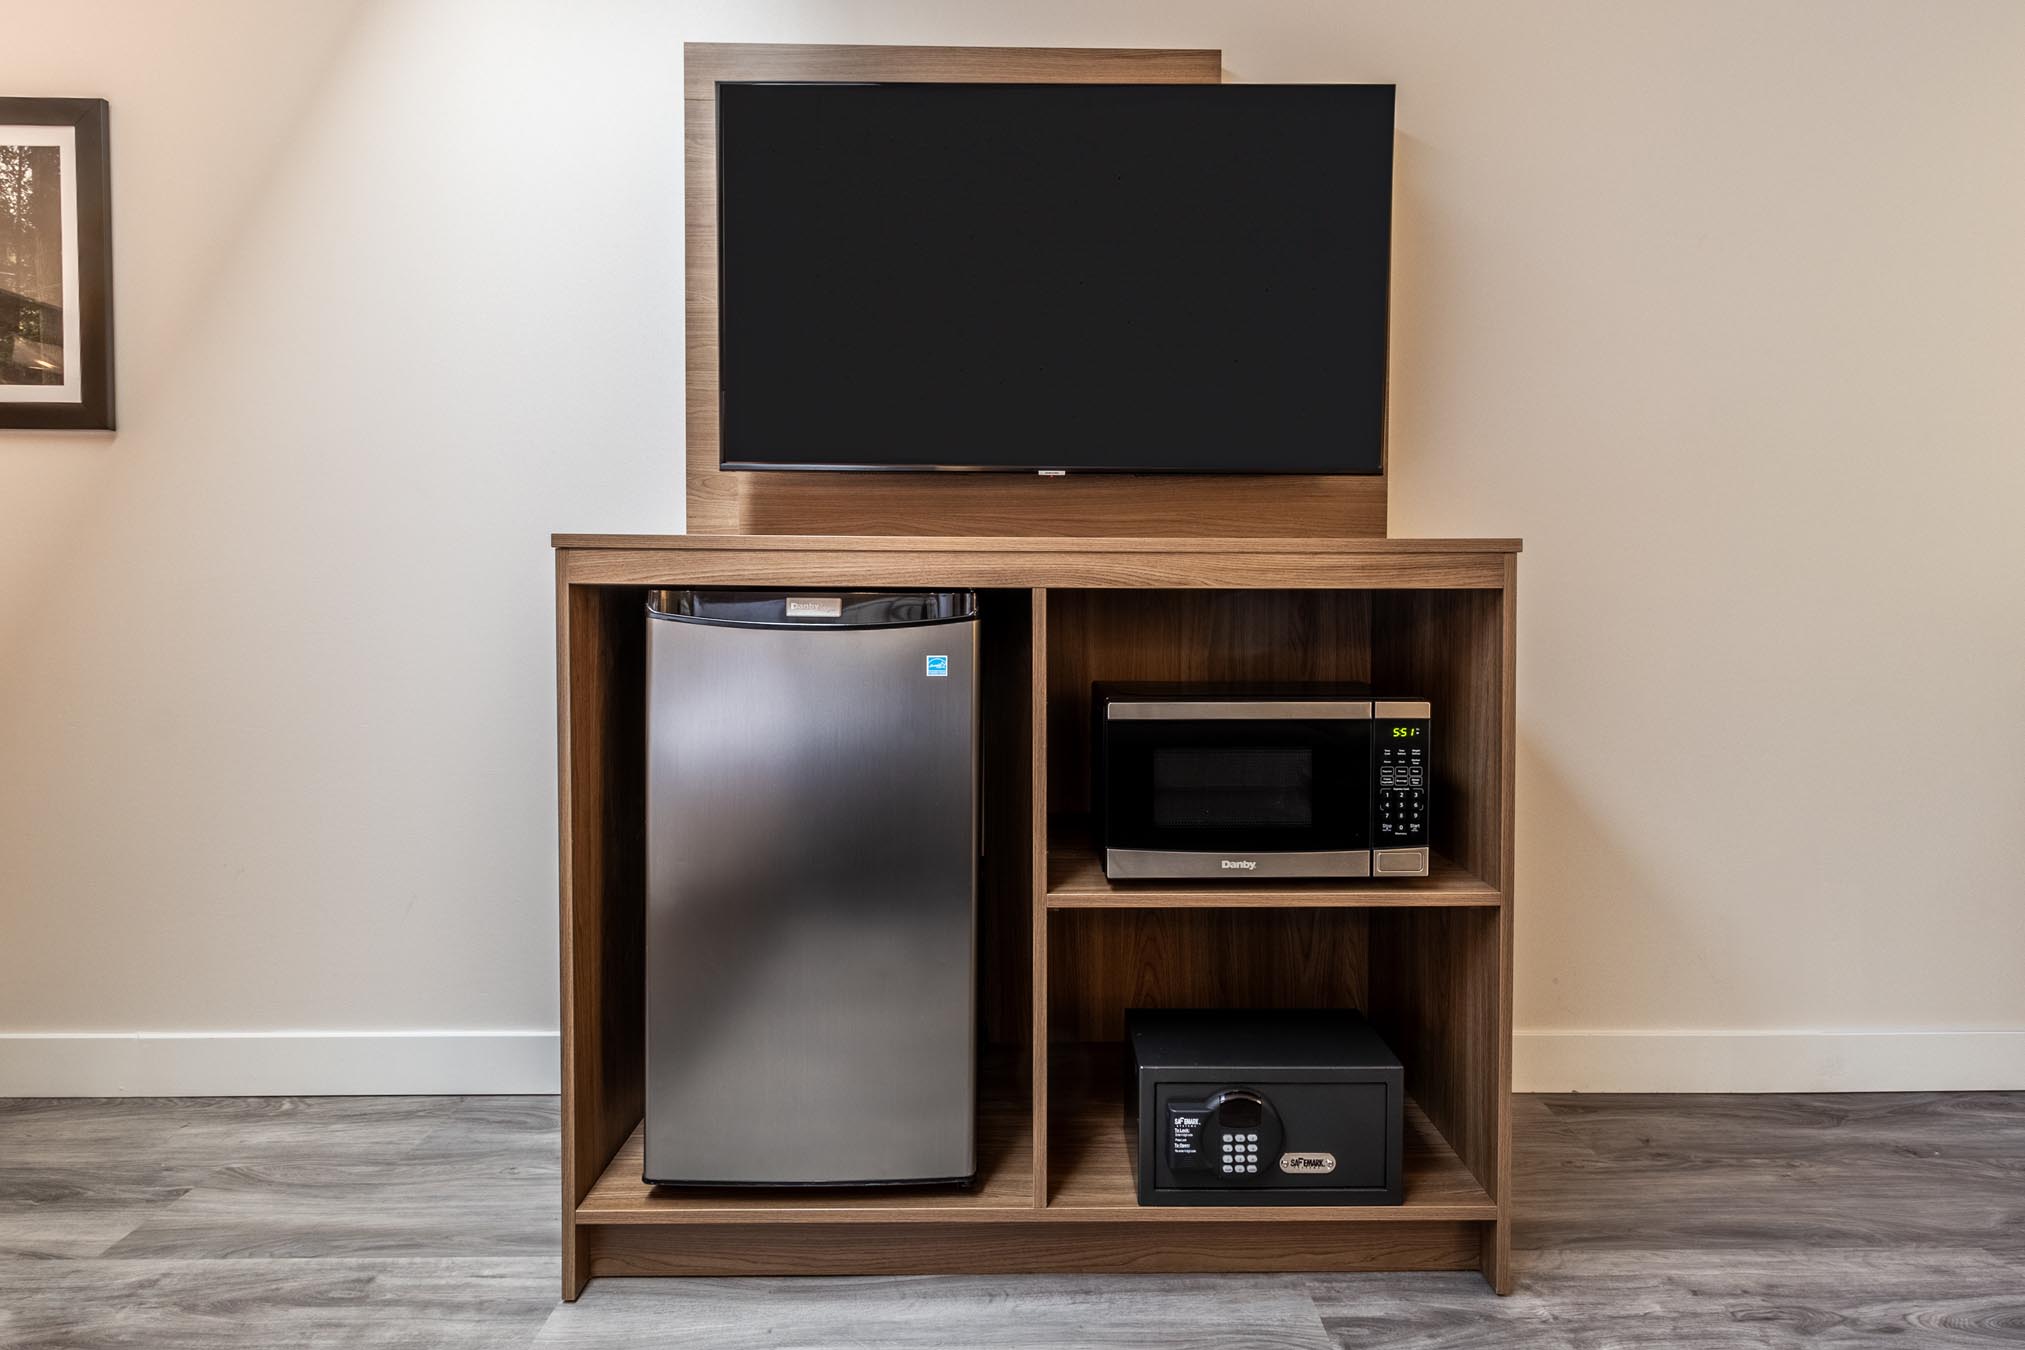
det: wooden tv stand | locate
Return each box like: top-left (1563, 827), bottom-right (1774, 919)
top-left (552, 533), bottom-right (1519, 1298)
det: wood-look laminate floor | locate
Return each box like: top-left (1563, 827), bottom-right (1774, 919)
top-left (2, 1092), bottom-right (2021, 1348)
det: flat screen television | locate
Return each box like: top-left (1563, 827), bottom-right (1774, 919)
top-left (716, 82), bottom-right (1395, 474)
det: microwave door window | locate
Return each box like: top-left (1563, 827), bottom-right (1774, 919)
top-left (1106, 718), bottom-right (1369, 854)
top-left (1152, 747), bottom-right (1314, 830)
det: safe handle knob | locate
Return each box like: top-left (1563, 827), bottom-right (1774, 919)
top-left (1206, 1088), bottom-right (1266, 1114)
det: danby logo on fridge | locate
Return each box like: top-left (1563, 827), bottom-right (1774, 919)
top-left (1220, 859), bottom-right (1257, 871)
top-left (785, 596), bottom-right (842, 619)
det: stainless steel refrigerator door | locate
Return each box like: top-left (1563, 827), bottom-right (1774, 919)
top-left (644, 606), bottom-right (978, 1184)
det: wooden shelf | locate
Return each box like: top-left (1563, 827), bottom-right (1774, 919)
top-left (1045, 817), bottom-right (1502, 909)
top-left (579, 1047), bottom-right (1495, 1228)
top-left (579, 1055), bottom-right (1034, 1224)
top-left (553, 534), bottom-right (1525, 555)
top-left (1044, 1045), bottom-right (1497, 1221)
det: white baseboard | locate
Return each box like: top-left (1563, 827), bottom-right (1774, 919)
top-left (0, 1030), bottom-right (560, 1097)
top-left (1516, 1029), bottom-right (2025, 1093)
top-left (6, 1028), bottom-right (2020, 1097)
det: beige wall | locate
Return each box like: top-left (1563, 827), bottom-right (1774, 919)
top-left (3, 0), bottom-right (2021, 1092)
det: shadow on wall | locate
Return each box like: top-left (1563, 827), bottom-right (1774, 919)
top-left (0, 0), bottom-right (376, 660)
top-left (1515, 726), bottom-right (1719, 1045)
top-left (1387, 130), bottom-right (1445, 492)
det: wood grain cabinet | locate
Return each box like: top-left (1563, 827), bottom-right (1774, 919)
top-left (553, 534), bottom-right (1519, 1298)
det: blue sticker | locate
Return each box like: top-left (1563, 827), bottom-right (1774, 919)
top-left (925, 655), bottom-right (949, 677)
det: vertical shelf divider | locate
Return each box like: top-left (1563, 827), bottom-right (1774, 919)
top-left (1030, 587), bottom-right (1050, 1209)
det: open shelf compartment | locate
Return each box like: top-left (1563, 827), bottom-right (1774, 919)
top-left (579, 1053), bottom-right (1035, 1223)
top-left (1044, 1044), bottom-right (1496, 1220)
top-left (1043, 587), bottom-right (1510, 900)
top-left (1039, 903), bottom-right (1507, 1228)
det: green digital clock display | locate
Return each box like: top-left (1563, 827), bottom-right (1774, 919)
top-left (1390, 726), bottom-right (1422, 738)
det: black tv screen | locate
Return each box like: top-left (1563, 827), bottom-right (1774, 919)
top-left (716, 82), bottom-right (1394, 474)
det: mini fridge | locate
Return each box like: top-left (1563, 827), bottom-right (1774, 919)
top-left (643, 589), bottom-right (979, 1186)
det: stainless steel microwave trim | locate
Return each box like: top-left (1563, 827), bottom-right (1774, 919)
top-left (1105, 700), bottom-right (1374, 721)
top-left (1105, 848), bottom-right (1374, 880)
top-left (1372, 847), bottom-right (1430, 877)
top-left (1372, 700), bottom-right (1431, 720)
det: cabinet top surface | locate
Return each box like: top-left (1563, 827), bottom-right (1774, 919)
top-left (552, 533), bottom-right (1522, 555)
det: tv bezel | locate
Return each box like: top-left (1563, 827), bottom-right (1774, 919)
top-left (714, 80), bottom-right (1394, 477)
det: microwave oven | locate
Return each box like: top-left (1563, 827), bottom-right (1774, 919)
top-left (1093, 684), bottom-right (1430, 880)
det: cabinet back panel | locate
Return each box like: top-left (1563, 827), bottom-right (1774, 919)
top-left (1045, 589), bottom-right (1374, 818)
top-left (1048, 908), bottom-right (1370, 1043)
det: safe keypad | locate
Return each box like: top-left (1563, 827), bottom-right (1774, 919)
top-left (1220, 1131), bottom-right (1260, 1174)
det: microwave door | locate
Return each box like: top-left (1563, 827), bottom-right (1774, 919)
top-left (1102, 715), bottom-right (1373, 879)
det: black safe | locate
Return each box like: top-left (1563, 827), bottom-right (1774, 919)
top-left (1129, 1009), bottom-right (1404, 1207)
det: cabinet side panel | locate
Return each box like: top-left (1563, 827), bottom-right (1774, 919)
top-left (562, 585), bottom-right (647, 1216)
top-left (1030, 590), bottom-right (1051, 1206)
top-left (1481, 904), bottom-right (1514, 1292)
top-left (980, 589), bottom-right (1035, 1047)
top-left (557, 563), bottom-right (580, 1298)
top-left (1483, 558), bottom-right (1517, 1291)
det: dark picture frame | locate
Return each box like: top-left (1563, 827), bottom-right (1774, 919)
top-left (0, 97), bottom-right (113, 430)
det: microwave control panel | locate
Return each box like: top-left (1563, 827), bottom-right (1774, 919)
top-left (1375, 718), bottom-right (1429, 847)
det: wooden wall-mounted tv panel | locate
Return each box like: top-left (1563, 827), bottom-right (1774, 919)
top-left (683, 42), bottom-right (1389, 538)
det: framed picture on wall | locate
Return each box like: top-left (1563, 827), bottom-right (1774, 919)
top-left (0, 97), bottom-right (113, 430)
